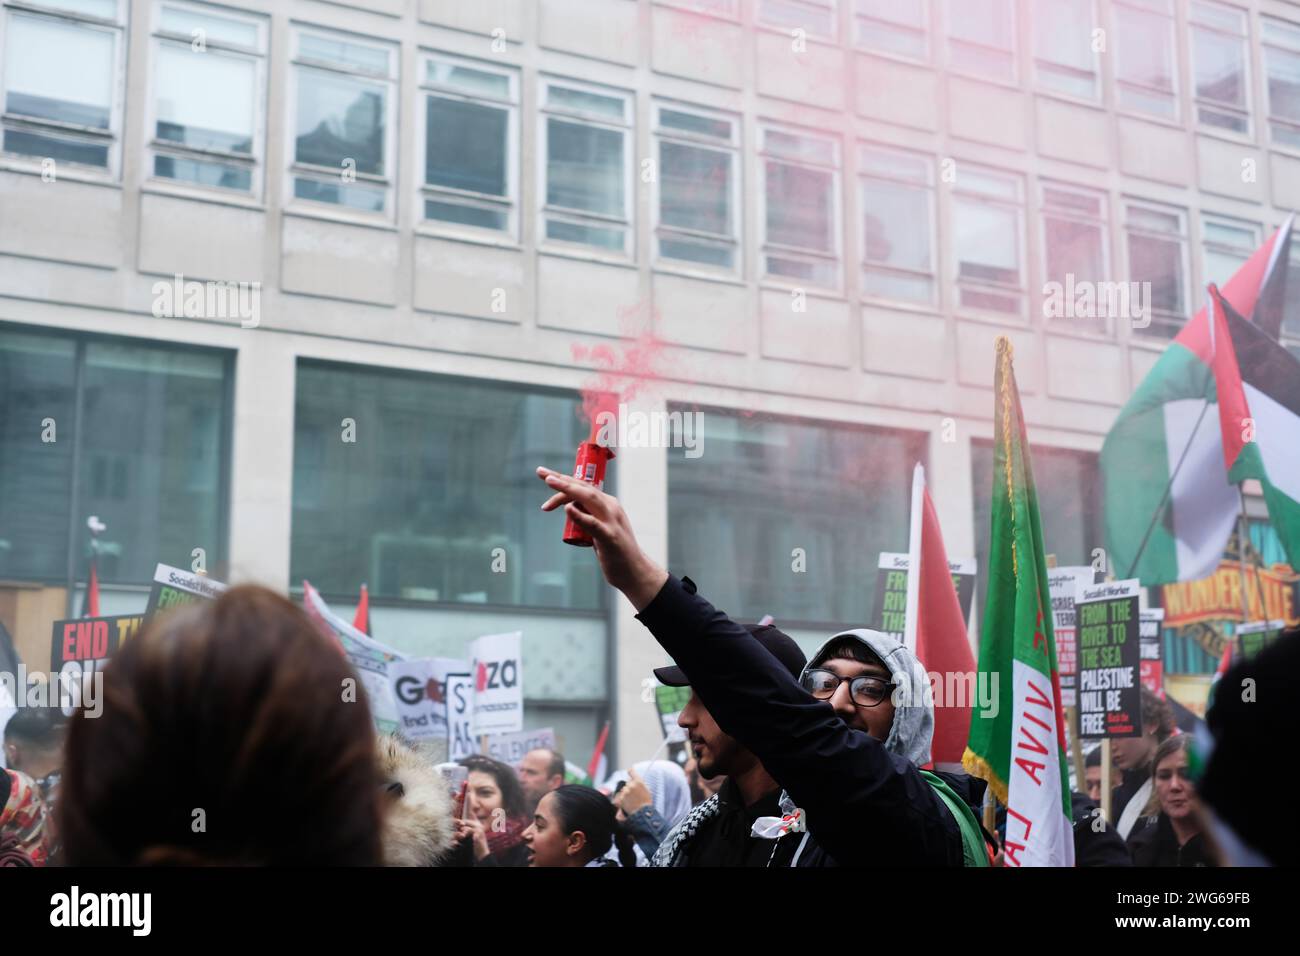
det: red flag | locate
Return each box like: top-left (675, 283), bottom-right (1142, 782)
top-left (586, 720), bottom-right (610, 784)
top-left (352, 583), bottom-right (370, 636)
top-left (903, 464), bottom-right (976, 766)
top-left (84, 560), bottom-right (100, 618)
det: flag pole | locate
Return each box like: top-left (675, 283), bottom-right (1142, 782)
top-left (902, 463), bottom-right (924, 655)
top-left (1100, 739), bottom-right (1113, 823)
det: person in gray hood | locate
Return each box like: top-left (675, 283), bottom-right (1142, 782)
top-left (537, 465), bottom-right (986, 866)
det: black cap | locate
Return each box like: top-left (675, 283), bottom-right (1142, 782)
top-left (653, 623), bottom-right (807, 687)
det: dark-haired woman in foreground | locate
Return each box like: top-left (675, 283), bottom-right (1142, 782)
top-left (522, 784), bottom-right (636, 867)
top-left (59, 585), bottom-right (383, 866)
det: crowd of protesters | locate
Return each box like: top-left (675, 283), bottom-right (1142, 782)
top-left (0, 465), bottom-right (1293, 867)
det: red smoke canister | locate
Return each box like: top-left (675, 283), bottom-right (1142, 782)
top-left (562, 439), bottom-right (615, 547)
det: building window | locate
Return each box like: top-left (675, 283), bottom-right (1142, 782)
top-left (662, 0), bottom-right (740, 18)
top-left (1126, 201), bottom-right (1189, 339)
top-left (1262, 17), bottom-right (1300, 150)
top-left (1041, 183), bottom-right (1109, 334)
top-left (854, 0), bottom-right (928, 61)
top-left (0, 0), bottom-right (125, 173)
top-left (859, 146), bottom-right (935, 305)
top-left (668, 407), bottom-right (926, 627)
top-left (0, 324), bottom-right (231, 585)
top-left (653, 103), bottom-right (739, 272)
top-left (945, 0), bottom-right (1016, 83)
top-left (1202, 216), bottom-right (1259, 288)
top-left (419, 52), bottom-right (518, 236)
top-left (290, 361), bottom-right (603, 610)
top-left (148, 2), bottom-right (265, 196)
top-left (759, 0), bottom-right (838, 41)
top-left (1034, 0), bottom-right (1100, 100)
top-left (540, 79), bottom-right (633, 255)
top-left (1282, 240), bottom-right (1300, 359)
top-left (761, 126), bottom-right (840, 287)
top-left (1114, 0), bottom-right (1179, 119)
top-left (290, 27), bottom-right (396, 216)
top-left (972, 441), bottom-right (1101, 621)
top-left (1190, 1), bottom-right (1251, 135)
top-left (951, 166), bottom-right (1025, 317)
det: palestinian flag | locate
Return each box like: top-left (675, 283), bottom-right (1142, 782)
top-left (963, 337), bottom-right (1074, 867)
top-left (352, 583), bottom-right (371, 636)
top-left (1208, 285), bottom-right (1300, 574)
top-left (1101, 219), bottom-right (1294, 584)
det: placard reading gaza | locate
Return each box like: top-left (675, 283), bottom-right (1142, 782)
top-left (469, 631), bottom-right (523, 735)
top-left (1076, 579), bottom-right (1142, 739)
top-left (50, 615), bottom-right (145, 715)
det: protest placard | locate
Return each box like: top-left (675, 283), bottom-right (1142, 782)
top-left (654, 685), bottom-right (690, 744)
top-left (144, 563), bottom-right (227, 616)
top-left (484, 727), bottom-right (557, 765)
top-left (390, 657), bottom-right (467, 743)
top-left (469, 631), bottom-right (523, 735)
top-left (302, 581), bottom-right (406, 734)
top-left (1139, 608), bottom-right (1165, 696)
top-left (1076, 579), bottom-right (1142, 739)
top-left (49, 614), bottom-right (145, 716)
top-left (446, 672), bottom-right (476, 760)
top-left (1048, 566), bottom-right (1096, 709)
top-left (872, 552), bottom-right (976, 641)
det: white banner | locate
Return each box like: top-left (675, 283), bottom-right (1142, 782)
top-left (469, 631), bottom-right (523, 735)
top-left (484, 727), bottom-right (557, 765)
top-left (390, 657), bottom-right (467, 742)
top-left (446, 672), bottom-right (476, 760)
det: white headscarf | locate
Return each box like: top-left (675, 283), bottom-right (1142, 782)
top-left (632, 759), bottom-right (691, 830)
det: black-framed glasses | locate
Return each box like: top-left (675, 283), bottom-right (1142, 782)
top-left (801, 668), bottom-right (895, 708)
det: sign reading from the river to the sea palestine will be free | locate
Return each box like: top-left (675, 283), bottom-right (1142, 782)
top-left (1076, 579), bottom-right (1141, 739)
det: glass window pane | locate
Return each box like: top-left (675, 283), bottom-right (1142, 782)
top-left (1266, 45), bottom-right (1300, 124)
top-left (1045, 216), bottom-right (1105, 285)
top-left (546, 118), bottom-right (624, 217)
top-left (295, 68), bottom-right (385, 175)
top-left (1194, 27), bottom-right (1246, 108)
top-left (1129, 234), bottom-right (1185, 314)
top-left (159, 7), bottom-right (258, 48)
top-left (862, 180), bottom-right (930, 272)
top-left (546, 85), bottom-right (625, 121)
top-left (4, 15), bottom-right (114, 129)
top-left (660, 141), bottom-right (731, 237)
top-left (947, 0), bottom-right (1013, 48)
top-left (290, 363), bottom-right (602, 609)
top-left (154, 153), bottom-right (252, 191)
top-left (293, 176), bottom-right (385, 211)
top-left (424, 200), bottom-right (506, 230)
top-left (1036, 0), bottom-right (1095, 71)
top-left (1117, 7), bottom-right (1175, 95)
top-left (760, 0), bottom-right (836, 38)
top-left (425, 96), bottom-right (506, 196)
top-left (954, 199), bottom-right (1020, 284)
top-left (77, 343), bottom-right (227, 584)
top-left (0, 330), bottom-right (76, 581)
top-left (156, 44), bottom-right (255, 153)
top-left (426, 60), bottom-right (510, 100)
top-left (858, 0), bottom-right (925, 28)
top-left (766, 160), bottom-right (833, 252)
top-left (3, 127), bottom-right (109, 166)
top-left (37, 0), bottom-right (117, 18)
top-left (669, 409), bottom-right (926, 625)
top-left (659, 109), bottom-right (731, 141)
top-left (299, 33), bottom-right (389, 75)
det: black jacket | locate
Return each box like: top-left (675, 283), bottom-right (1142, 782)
top-left (638, 575), bottom-right (964, 866)
top-left (1127, 813), bottom-right (1216, 867)
top-left (1070, 792), bottom-right (1133, 866)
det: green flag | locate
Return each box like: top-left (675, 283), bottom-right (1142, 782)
top-left (963, 337), bottom-right (1074, 867)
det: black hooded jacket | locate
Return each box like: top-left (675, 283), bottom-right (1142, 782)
top-left (639, 575), bottom-right (963, 866)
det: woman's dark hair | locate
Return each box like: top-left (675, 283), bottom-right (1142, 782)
top-left (457, 754), bottom-right (527, 820)
top-left (548, 784), bottom-right (636, 867)
top-left (1140, 686), bottom-right (1177, 742)
top-left (59, 585), bottom-right (383, 866)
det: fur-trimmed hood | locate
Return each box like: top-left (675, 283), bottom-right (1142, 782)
top-left (377, 735), bottom-right (456, 866)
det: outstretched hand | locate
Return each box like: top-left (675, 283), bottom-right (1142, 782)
top-left (536, 466), bottom-right (668, 611)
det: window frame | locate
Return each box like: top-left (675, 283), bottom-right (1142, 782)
top-left (1262, 15), bottom-right (1300, 152)
top-left (757, 122), bottom-right (842, 292)
top-left (1200, 213), bottom-right (1261, 289)
top-left (1188, 0), bottom-right (1253, 139)
top-left (853, 0), bottom-right (930, 64)
top-left (1112, 0), bottom-right (1181, 123)
top-left (145, 0), bottom-right (268, 201)
top-left (0, 0), bottom-right (128, 180)
top-left (655, 0), bottom-right (741, 21)
top-left (1039, 180), bottom-right (1112, 336)
top-left (416, 49), bottom-right (520, 243)
top-left (943, 0), bottom-right (1018, 86)
top-left (1124, 198), bottom-right (1191, 341)
top-left (857, 143), bottom-right (937, 309)
top-left (757, 0), bottom-right (839, 43)
top-left (651, 99), bottom-right (741, 278)
top-left (949, 164), bottom-right (1027, 321)
top-left (537, 75), bottom-right (635, 260)
top-left (1033, 0), bottom-right (1102, 103)
top-left (286, 23), bottom-right (399, 221)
